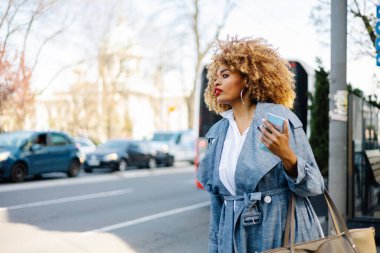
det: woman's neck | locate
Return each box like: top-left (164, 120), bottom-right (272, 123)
top-left (231, 103), bottom-right (257, 121)
top-left (230, 102), bottom-right (257, 135)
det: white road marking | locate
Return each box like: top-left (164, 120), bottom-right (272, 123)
top-left (119, 166), bottom-right (193, 178)
top-left (184, 179), bottom-right (196, 184)
top-left (3, 189), bottom-right (133, 210)
top-left (82, 201), bottom-right (210, 235)
top-left (0, 166), bottom-right (193, 193)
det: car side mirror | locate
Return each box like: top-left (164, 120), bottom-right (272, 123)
top-left (30, 144), bottom-right (42, 152)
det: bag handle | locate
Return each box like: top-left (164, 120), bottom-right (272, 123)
top-left (282, 189), bottom-right (358, 253)
top-left (283, 192), bottom-right (341, 245)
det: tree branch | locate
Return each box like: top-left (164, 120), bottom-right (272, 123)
top-left (0, 0), bottom-right (13, 30)
top-left (30, 25), bottom-right (67, 73)
top-left (349, 0), bottom-right (376, 48)
top-left (202, 0), bottom-right (234, 56)
top-left (192, 0), bottom-right (200, 57)
top-left (36, 57), bottom-right (90, 95)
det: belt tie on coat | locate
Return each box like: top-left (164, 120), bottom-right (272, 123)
top-left (220, 187), bottom-right (289, 253)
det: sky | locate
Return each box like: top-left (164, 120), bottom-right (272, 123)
top-left (28, 0), bottom-right (379, 98)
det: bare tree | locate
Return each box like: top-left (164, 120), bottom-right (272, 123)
top-left (76, 0), bottom-right (141, 139)
top-left (310, 0), bottom-right (377, 58)
top-left (66, 74), bottom-right (100, 139)
top-left (348, 0), bottom-right (377, 56)
top-left (98, 38), bottom-right (135, 139)
top-left (153, 0), bottom-right (234, 129)
top-left (0, 0), bottom-right (66, 131)
top-left (32, 0), bottom-right (151, 139)
top-left (187, 0), bottom-right (234, 128)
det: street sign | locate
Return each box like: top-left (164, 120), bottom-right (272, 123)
top-left (377, 22), bottom-right (380, 35)
top-left (377, 5), bottom-right (380, 18)
top-left (377, 54), bottom-right (380, 67)
top-left (377, 38), bottom-right (380, 52)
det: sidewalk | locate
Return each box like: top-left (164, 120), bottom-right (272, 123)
top-left (2, 221), bottom-right (379, 252)
top-left (0, 222), bottom-right (136, 253)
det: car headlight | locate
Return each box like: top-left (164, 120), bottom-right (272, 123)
top-left (103, 153), bottom-right (118, 161)
top-left (0, 151), bottom-right (11, 162)
top-left (78, 152), bottom-right (85, 163)
top-left (161, 144), bottom-right (169, 153)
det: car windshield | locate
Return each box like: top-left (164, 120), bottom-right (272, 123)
top-left (98, 140), bottom-right (128, 150)
top-left (0, 132), bottom-right (33, 148)
top-left (78, 141), bottom-right (90, 147)
top-left (152, 133), bottom-right (175, 142)
top-left (75, 139), bottom-right (94, 147)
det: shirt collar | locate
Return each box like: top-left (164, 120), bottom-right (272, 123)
top-left (220, 109), bottom-right (234, 120)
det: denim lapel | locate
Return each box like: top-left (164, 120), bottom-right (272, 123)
top-left (204, 118), bottom-right (230, 195)
top-left (234, 102), bottom-right (281, 195)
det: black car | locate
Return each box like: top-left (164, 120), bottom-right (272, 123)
top-left (147, 140), bottom-right (174, 167)
top-left (83, 139), bottom-right (155, 172)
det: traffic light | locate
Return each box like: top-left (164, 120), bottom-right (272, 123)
top-left (168, 106), bottom-right (176, 112)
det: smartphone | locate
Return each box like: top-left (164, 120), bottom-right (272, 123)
top-left (259, 113), bottom-right (286, 152)
top-left (267, 113), bottom-right (286, 133)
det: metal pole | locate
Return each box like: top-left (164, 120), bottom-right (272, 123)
top-left (347, 94), bottom-right (353, 219)
top-left (328, 0), bottom-right (348, 226)
top-left (370, 96), bottom-right (373, 148)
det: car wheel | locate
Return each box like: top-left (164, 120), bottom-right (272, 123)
top-left (67, 160), bottom-right (80, 177)
top-left (148, 158), bottom-right (156, 169)
top-left (10, 163), bottom-right (26, 182)
top-left (117, 159), bottom-right (128, 171)
top-left (166, 157), bottom-right (174, 167)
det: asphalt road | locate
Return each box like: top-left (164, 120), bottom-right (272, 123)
top-left (0, 165), bottom-right (210, 253)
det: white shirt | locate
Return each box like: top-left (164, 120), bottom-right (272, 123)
top-left (219, 110), bottom-right (250, 195)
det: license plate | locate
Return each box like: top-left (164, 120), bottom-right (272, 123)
top-left (88, 159), bottom-right (99, 166)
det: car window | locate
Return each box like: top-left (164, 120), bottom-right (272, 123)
top-left (128, 142), bottom-right (141, 152)
top-left (75, 138), bottom-right (94, 147)
top-left (137, 142), bottom-right (149, 153)
top-left (180, 132), bottom-right (194, 145)
top-left (50, 133), bottom-right (68, 146)
top-left (34, 133), bottom-right (48, 146)
top-left (0, 132), bottom-right (33, 148)
top-left (98, 140), bottom-right (128, 150)
top-left (152, 133), bottom-right (175, 142)
top-left (78, 140), bottom-right (90, 147)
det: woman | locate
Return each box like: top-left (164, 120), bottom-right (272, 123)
top-left (196, 37), bottom-right (325, 253)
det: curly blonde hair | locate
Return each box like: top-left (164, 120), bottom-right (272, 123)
top-left (204, 37), bottom-right (296, 113)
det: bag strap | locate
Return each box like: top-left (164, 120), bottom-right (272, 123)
top-left (283, 189), bottom-right (359, 253)
top-left (324, 190), bottom-right (341, 234)
top-left (323, 190), bottom-right (350, 234)
top-left (283, 193), bottom-right (295, 247)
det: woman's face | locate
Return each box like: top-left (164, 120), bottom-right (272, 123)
top-left (213, 65), bottom-right (246, 105)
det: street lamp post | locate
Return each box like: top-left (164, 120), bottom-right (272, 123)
top-left (328, 0), bottom-right (348, 227)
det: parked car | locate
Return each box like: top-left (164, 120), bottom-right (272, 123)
top-left (144, 140), bottom-right (174, 167)
top-left (74, 137), bottom-right (96, 158)
top-left (0, 131), bottom-right (82, 182)
top-left (151, 130), bottom-right (195, 164)
top-left (84, 139), bottom-right (155, 172)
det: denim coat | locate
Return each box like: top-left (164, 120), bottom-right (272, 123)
top-left (196, 102), bottom-right (325, 253)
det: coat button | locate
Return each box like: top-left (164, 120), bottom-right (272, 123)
top-left (264, 196), bottom-right (272, 204)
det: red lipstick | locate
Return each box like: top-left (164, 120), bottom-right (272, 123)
top-left (214, 88), bottom-right (222, 96)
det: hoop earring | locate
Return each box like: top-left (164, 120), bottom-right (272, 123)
top-left (240, 87), bottom-right (246, 105)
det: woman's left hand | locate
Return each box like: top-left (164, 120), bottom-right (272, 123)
top-left (260, 119), bottom-right (298, 176)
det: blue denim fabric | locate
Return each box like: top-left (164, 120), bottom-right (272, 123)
top-left (197, 102), bottom-right (325, 253)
